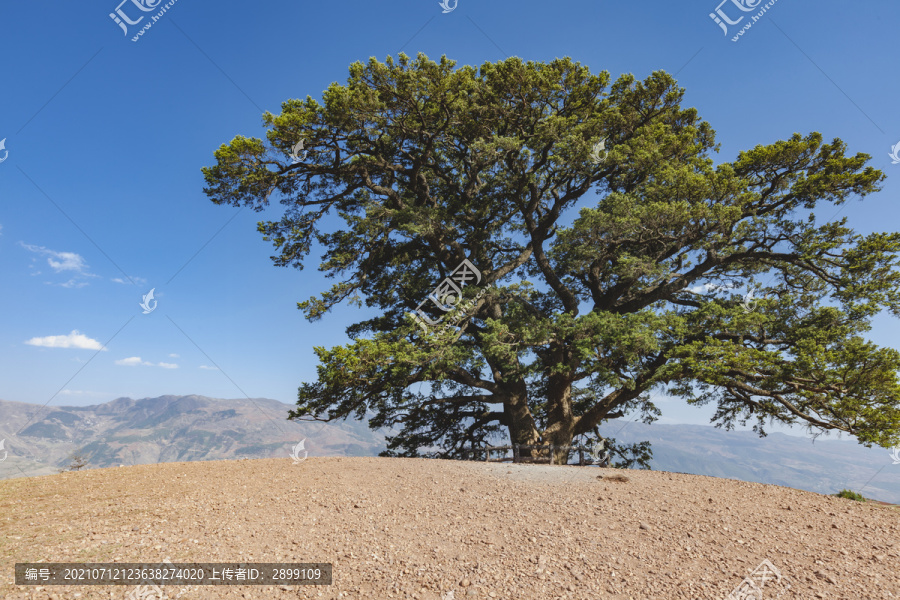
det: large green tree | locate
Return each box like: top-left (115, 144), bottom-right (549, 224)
top-left (203, 53), bottom-right (900, 467)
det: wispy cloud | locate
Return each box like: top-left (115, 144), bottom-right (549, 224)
top-left (112, 276), bottom-right (147, 285)
top-left (25, 330), bottom-right (106, 350)
top-left (198, 365), bottom-right (219, 370)
top-left (21, 243), bottom-right (89, 273)
top-left (20, 242), bottom-right (99, 286)
top-left (59, 279), bottom-right (89, 289)
top-left (169, 353), bottom-right (180, 358)
top-left (115, 356), bottom-right (178, 369)
top-left (115, 357), bottom-right (146, 366)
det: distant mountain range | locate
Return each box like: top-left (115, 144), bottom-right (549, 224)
top-left (0, 395), bottom-right (392, 479)
top-left (0, 395), bottom-right (897, 503)
top-left (596, 419), bottom-right (900, 504)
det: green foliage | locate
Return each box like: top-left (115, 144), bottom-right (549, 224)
top-left (834, 489), bottom-right (867, 502)
top-left (203, 53), bottom-right (900, 466)
top-left (607, 438), bottom-right (652, 470)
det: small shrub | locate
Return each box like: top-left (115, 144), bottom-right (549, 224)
top-left (57, 453), bottom-right (89, 473)
top-left (835, 489), bottom-right (866, 502)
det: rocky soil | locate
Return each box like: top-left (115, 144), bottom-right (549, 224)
top-left (0, 457), bottom-right (898, 600)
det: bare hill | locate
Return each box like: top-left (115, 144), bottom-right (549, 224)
top-left (1, 457), bottom-right (897, 600)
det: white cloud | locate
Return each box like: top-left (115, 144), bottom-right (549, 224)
top-left (115, 356), bottom-right (147, 366)
top-left (20, 243), bottom-right (90, 273)
top-left (169, 353), bottom-right (180, 358)
top-left (25, 330), bottom-right (106, 350)
top-left (59, 279), bottom-right (89, 289)
top-left (20, 243), bottom-right (100, 286)
top-left (115, 356), bottom-right (178, 369)
top-left (112, 276), bottom-right (148, 285)
top-left (198, 365), bottom-right (219, 370)
top-left (48, 252), bottom-right (87, 272)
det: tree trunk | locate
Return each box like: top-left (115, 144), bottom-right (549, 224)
top-left (543, 365), bottom-right (576, 466)
top-left (503, 381), bottom-right (542, 461)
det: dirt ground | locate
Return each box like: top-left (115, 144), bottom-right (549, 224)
top-left (0, 457), bottom-right (898, 600)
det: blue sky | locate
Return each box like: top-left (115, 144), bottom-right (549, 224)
top-left (1, 0), bottom-right (898, 441)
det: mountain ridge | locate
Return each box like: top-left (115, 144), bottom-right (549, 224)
top-left (0, 395), bottom-right (897, 503)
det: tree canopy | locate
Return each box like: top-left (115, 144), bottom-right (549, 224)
top-left (202, 53), bottom-right (900, 467)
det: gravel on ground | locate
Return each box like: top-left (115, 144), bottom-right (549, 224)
top-left (1, 457), bottom-right (898, 599)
